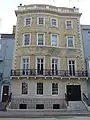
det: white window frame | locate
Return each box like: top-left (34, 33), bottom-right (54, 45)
top-left (65, 20), bottom-right (73, 29)
top-left (51, 57), bottom-right (60, 70)
top-left (36, 82), bottom-right (43, 95)
top-left (21, 82), bottom-right (29, 95)
top-left (67, 36), bottom-right (75, 48)
top-left (24, 17), bottom-right (32, 26)
top-left (51, 18), bottom-right (58, 27)
top-left (21, 56), bottom-right (30, 70)
top-left (37, 16), bottom-right (45, 25)
top-left (37, 33), bottom-right (45, 46)
top-left (35, 56), bottom-right (45, 75)
top-left (51, 83), bottom-right (59, 95)
top-left (67, 58), bottom-right (77, 72)
top-left (51, 34), bottom-right (59, 47)
top-left (23, 33), bottom-right (31, 46)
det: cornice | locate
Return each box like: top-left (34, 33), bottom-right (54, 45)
top-left (15, 9), bottom-right (82, 17)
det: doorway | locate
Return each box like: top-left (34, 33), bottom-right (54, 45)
top-left (2, 86), bottom-right (9, 102)
top-left (67, 85), bottom-right (81, 101)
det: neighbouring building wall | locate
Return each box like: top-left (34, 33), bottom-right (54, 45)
top-left (81, 25), bottom-right (90, 105)
top-left (0, 34), bottom-right (15, 101)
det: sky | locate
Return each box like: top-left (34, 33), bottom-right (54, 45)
top-left (0, 0), bottom-right (90, 33)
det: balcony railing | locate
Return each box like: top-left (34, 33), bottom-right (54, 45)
top-left (11, 69), bottom-right (88, 77)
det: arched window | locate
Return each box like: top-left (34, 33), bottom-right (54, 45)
top-left (22, 82), bottom-right (28, 94)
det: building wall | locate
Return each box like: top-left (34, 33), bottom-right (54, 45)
top-left (11, 78), bottom-right (87, 109)
top-left (11, 5), bottom-right (87, 109)
top-left (13, 12), bottom-right (84, 71)
top-left (11, 78), bottom-right (87, 98)
top-left (0, 34), bottom-right (15, 101)
top-left (81, 25), bottom-right (90, 59)
top-left (81, 25), bottom-right (90, 105)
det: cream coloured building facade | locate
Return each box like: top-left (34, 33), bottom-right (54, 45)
top-left (10, 4), bottom-right (88, 110)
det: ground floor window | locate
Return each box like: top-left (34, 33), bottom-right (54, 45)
top-left (53, 104), bottom-right (60, 109)
top-left (19, 104), bottom-right (27, 109)
top-left (36, 104), bottom-right (44, 109)
top-left (22, 82), bottom-right (28, 94)
top-left (52, 83), bottom-right (58, 95)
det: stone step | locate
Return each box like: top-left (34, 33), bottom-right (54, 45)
top-left (67, 101), bottom-right (87, 111)
top-left (0, 102), bottom-right (7, 111)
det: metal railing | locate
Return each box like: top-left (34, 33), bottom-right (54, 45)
top-left (83, 93), bottom-right (88, 105)
top-left (11, 69), bottom-right (88, 77)
top-left (65, 93), bottom-right (68, 106)
top-left (5, 92), bottom-right (12, 110)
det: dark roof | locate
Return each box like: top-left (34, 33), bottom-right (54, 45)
top-left (0, 34), bottom-right (15, 39)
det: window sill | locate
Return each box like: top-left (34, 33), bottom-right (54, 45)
top-left (67, 47), bottom-right (75, 49)
top-left (22, 45), bottom-right (30, 47)
top-left (51, 94), bottom-right (59, 96)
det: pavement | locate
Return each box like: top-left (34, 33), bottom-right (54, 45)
top-left (0, 110), bottom-right (90, 118)
top-left (0, 117), bottom-right (89, 120)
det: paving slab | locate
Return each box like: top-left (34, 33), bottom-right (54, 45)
top-left (0, 117), bottom-right (89, 120)
top-left (0, 110), bottom-right (89, 118)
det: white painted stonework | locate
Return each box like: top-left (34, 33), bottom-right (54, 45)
top-left (10, 78), bottom-right (87, 109)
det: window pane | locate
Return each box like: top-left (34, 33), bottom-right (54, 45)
top-left (69, 60), bottom-right (75, 76)
top-left (24, 34), bottom-right (30, 45)
top-left (37, 83), bottom-right (43, 95)
top-left (66, 21), bottom-right (72, 29)
top-left (36, 104), bottom-right (44, 109)
top-left (72, 60), bottom-right (75, 64)
top-left (52, 35), bottom-right (57, 46)
top-left (52, 83), bottom-right (58, 95)
top-left (38, 34), bottom-right (44, 45)
top-left (68, 37), bottom-right (73, 47)
top-left (37, 58), bottom-right (40, 63)
top-left (25, 18), bottom-right (31, 25)
top-left (22, 82), bottom-right (28, 94)
top-left (38, 18), bottom-right (44, 24)
top-left (53, 104), bottom-right (60, 109)
top-left (52, 19), bottom-right (56, 26)
top-left (22, 58), bottom-right (29, 69)
top-left (23, 64), bottom-right (26, 69)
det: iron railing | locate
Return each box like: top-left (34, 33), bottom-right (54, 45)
top-left (83, 93), bottom-right (88, 105)
top-left (65, 93), bottom-right (68, 106)
top-left (11, 69), bottom-right (88, 77)
top-left (5, 92), bottom-right (12, 111)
